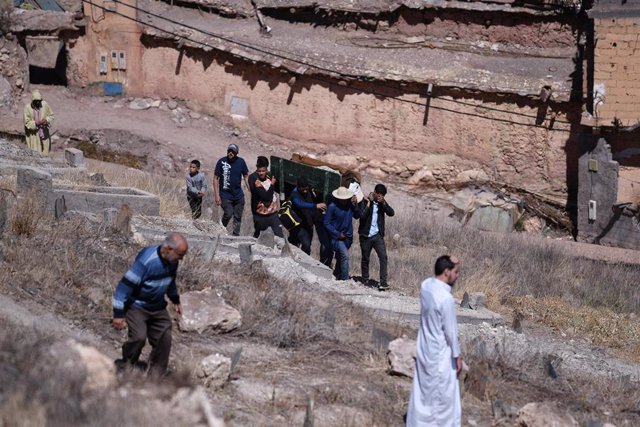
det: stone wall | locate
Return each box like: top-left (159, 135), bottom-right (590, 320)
top-left (593, 17), bottom-right (640, 126)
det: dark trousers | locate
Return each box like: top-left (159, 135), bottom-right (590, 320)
top-left (187, 193), bottom-right (203, 219)
top-left (221, 197), bottom-right (245, 236)
top-left (288, 226), bottom-right (313, 255)
top-left (253, 213), bottom-right (284, 238)
top-left (360, 234), bottom-right (388, 286)
top-left (315, 223), bottom-right (333, 266)
top-left (122, 307), bottom-right (172, 375)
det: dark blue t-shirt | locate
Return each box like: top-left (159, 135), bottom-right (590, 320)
top-left (214, 156), bottom-right (249, 201)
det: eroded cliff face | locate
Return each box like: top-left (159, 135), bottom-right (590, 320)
top-left (0, 37), bottom-right (28, 110)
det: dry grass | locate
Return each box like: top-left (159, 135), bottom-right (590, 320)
top-left (512, 296), bottom-right (640, 358)
top-left (10, 192), bottom-right (44, 237)
top-left (0, 317), bottom-right (201, 427)
top-left (0, 215), bottom-right (409, 424)
top-left (83, 161), bottom-right (187, 217)
top-left (353, 202), bottom-right (640, 361)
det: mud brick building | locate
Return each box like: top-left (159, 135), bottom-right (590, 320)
top-left (5, 0), bottom-right (640, 248)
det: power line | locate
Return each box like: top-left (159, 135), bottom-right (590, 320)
top-left (127, 0), bottom-right (575, 124)
top-left (115, 0), bottom-right (578, 124)
top-left (80, 0), bottom-right (574, 131)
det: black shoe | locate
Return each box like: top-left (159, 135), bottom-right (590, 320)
top-left (366, 279), bottom-right (379, 289)
top-left (378, 283), bottom-right (389, 291)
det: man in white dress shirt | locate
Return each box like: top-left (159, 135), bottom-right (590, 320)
top-left (407, 255), bottom-right (463, 427)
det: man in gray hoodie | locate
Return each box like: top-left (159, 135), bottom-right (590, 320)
top-left (186, 159), bottom-right (208, 219)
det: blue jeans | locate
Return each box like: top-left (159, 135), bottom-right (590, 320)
top-left (333, 238), bottom-right (352, 280)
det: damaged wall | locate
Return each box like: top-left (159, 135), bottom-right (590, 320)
top-left (139, 42), bottom-right (578, 198)
top-left (64, 0), bottom-right (582, 201)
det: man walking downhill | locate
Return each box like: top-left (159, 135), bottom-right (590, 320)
top-left (248, 156), bottom-right (283, 238)
top-left (214, 144), bottom-right (249, 236)
top-left (112, 233), bottom-right (188, 376)
top-left (24, 90), bottom-right (55, 155)
top-left (324, 186), bottom-right (361, 280)
top-left (186, 159), bottom-right (207, 219)
top-left (358, 183), bottom-right (394, 291)
top-left (407, 255), bottom-right (463, 427)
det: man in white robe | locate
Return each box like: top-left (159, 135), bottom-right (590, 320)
top-left (407, 255), bottom-right (463, 427)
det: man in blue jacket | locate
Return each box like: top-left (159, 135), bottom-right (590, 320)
top-left (324, 186), bottom-right (361, 280)
top-left (112, 233), bottom-right (188, 375)
top-left (289, 176), bottom-right (327, 255)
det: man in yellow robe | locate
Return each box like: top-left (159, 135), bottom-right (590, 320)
top-left (24, 90), bottom-right (55, 155)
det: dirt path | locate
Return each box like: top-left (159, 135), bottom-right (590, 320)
top-left (2, 85), bottom-right (287, 169)
top-left (5, 86), bottom-right (639, 266)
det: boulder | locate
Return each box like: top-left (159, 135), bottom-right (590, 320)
top-left (322, 154), bottom-right (359, 171)
top-left (515, 402), bottom-right (579, 427)
top-left (170, 386), bottom-right (226, 427)
top-left (37, 339), bottom-right (117, 395)
top-left (16, 167), bottom-right (53, 213)
top-left (128, 98), bottom-right (151, 110)
top-left (178, 288), bottom-right (242, 334)
top-left (68, 340), bottom-right (118, 393)
top-left (195, 353), bottom-right (231, 389)
top-left (167, 100), bottom-right (178, 110)
top-left (408, 167), bottom-right (434, 185)
top-left (387, 337), bottom-right (416, 377)
top-left (456, 169), bottom-right (489, 184)
top-left (366, 167), bottom-right (387, 179)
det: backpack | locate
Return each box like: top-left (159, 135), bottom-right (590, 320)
top-left (278, 200), bottom-right (301, 231)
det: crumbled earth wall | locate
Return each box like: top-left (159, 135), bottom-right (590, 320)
top-left (132, 42), bottom-right (578, 197)
top-left (0, 37), bottom-right (28, 109)
top-left (62, 0), bottom-right (582, 199)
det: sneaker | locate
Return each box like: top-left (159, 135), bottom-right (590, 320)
top-left (378, 283), bottom-right (389, 291)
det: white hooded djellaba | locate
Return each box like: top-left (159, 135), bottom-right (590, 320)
top-left (406, 277), bottom-right (461, 427)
